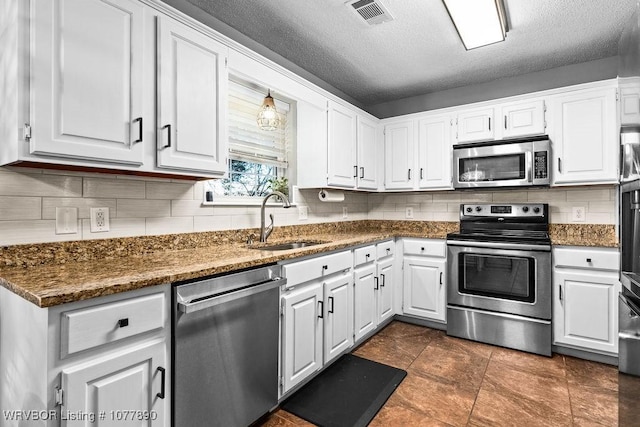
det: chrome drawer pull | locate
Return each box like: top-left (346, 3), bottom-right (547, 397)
top-left (117, 318), bottom-right (129, 328)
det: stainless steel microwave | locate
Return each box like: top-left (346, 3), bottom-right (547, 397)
top-left (452, 136), bottom-right (550, 189)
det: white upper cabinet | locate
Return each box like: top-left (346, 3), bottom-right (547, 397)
top-left (157, 16), bottom-right (228, 175)
top-left (550, 87), bottom-right (618, 185)
top-left (384, 120), bottom-right (415, 190)
top-left (327, 101), bottom-right (358, 187)
top-left (455, 107), bottom-right (494, 143)
top-left (31, 0), bottom-right (146, 165)
top-left (620, 80), bottom-right (640, 125)
top-left (500, 99), bottom-right (546, 139)
top-left (417, 115), bottom-right (453, 190)
top-left (356, 115), bottom-right (379, 190)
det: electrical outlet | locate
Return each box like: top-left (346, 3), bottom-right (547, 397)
top-left (298, 206), bottom-right (308, 220)
top-left (90, 207), bottom-right (110, 232)
top-left (405, 207), bottom-right (414, 219)
top-left (571, 206), bottom-right (586, 222)
top-left (342, 206), bottom-right (348, 219)
top-left (55, 207), bottom-right (78, 234)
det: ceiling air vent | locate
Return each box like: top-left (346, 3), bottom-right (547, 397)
top-left (347, 0), bottom-right (394, 25)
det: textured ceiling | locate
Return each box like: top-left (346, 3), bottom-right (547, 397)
top-left (185, 0), bottom-right (635, 108)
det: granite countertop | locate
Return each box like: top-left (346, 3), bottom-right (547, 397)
top-left (0, 220), bottom-right (617, 308)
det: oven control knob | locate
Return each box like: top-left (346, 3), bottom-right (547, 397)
top-left (475, 206), bottom-right (482, 212)
top-left (522, 206), bottom-right (529, 213)
top-left (466, 207), bottom-right (472, 213)
top-left (533, 207), bottom-right (540, 213)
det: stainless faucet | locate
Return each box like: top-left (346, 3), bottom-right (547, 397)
top-left (260, 191), bottom-right (291, 242)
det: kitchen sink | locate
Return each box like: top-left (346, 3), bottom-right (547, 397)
top-left (251, 241), bottom-right (323, 251)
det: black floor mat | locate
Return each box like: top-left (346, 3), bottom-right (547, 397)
top-left (281, 354), bottom-right (407, 427)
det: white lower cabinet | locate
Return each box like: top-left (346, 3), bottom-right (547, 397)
top-left (280, 250), bottom-right (353, 395)
top-left (323, 272), bottom-right (354, 363)
top-left (0, 285), bottom-right (170, 427)
top-left (281, 281), bottom-right (323, 394)
top-left (62, 340), bottom-right (166, 427)
top-left (553, 247), bottom-right (620, 355)
top-left (353, 242), bottom-right (395, 343)
top-left (354, 263), bottom-right (377, 342)
top-left (402, 239), bottom-right (447, 323)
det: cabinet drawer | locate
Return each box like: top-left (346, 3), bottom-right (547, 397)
top-left (403, 239), bottom-right (446, 257)
top-left (354, 245), bottom-right (376, 267)
top-left (553, 247), bottom-right (620, 271)
top-left (61, 293), bottom-right (165, 357)
top-left (282, 250), bottom-right (352, 287)
top-left (377, 240), bottom-right (395, 259)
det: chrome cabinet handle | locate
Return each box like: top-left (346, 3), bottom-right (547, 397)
top-left (162, 124), bottom-right (171, 148)
top-left (380, 273), bottom-right (386, 287)
top-left (439, 272), bottom-right (443, 285)
top-left (408, 169), bottom-right (412, 180)
top-left (558, 157), bottom-right (562, 173)
top-left (117, 318), bottom-right (129, 328)
top-left (353, 165), bottom-right (358, 178)
top-left (559, 284), bottom-right (563, 302)
top-left (586, 258), bottom-right (592, 263)
top-left (360, 167), bottom-right (365, 179)
top-left (488, 117), bottom-right (491, 131)
top-left (156, 367), bottom-right (166, 399)
top-left (420, 168), bottom-right (424, 180)
top-left (504, 115), bottom-right (507, 130)
top-left (328, 296), bottom-right (334, 314)
top-left (374, 276), bottom-right (379, 290)
top-left (133, 117), bottom-right (143, 143)
top-left (318, 301), bottom-right (324, 319)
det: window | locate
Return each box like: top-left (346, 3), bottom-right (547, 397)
top-left (206, 79), bottom-right (292, 203)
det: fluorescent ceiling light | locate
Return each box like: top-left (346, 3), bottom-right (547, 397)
top-left (443, 0), bottom-right (508, 50)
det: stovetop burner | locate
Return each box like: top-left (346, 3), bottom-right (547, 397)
top-left (447, 203), bottom-right (551, 246)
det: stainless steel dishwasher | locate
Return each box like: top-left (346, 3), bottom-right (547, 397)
top-left (173, 265), bottom-right (285, 427)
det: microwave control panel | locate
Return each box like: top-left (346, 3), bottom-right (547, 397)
top-left (534, 151), bottom-right (548, 179)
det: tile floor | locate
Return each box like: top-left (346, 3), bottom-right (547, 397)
top-left (259, 320), bottom-right (625, 427)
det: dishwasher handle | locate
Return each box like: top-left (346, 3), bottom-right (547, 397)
top-left (178, 277), bottom-right (286, 314)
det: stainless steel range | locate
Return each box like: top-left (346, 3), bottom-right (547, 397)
top-left (446, 203), bottom-right (552, 356)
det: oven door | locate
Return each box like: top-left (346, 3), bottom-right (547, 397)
top-left (447, 242), bottom-right (552, 319)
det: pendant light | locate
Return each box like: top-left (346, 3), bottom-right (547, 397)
top-left (257, 89), bottom-right (280, 131)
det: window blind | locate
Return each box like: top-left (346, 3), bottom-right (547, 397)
top-left (228, 80), bottom-right (290, 168)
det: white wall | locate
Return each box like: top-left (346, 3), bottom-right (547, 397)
top-left (0, 166), bottom-right (615, 246)
top-left (0, 166), bottom-right (368, 246)
top-left (368, 187), bottom-right (617, 224)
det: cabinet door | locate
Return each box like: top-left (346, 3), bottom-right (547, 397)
top-left (296, 100), bottom-right (329, 188)
top-left (554, 270), bottom-right (620, 354)
top-left (620, 84), bottom-right (640, 125)
top-left (500, 100), bottom-right (546, 139)
top-left (281, 282), bottom-right (323, 394)
top-left (61, 340), bottom-right (167, 426)
top-left (31, 0), bottom-right (146, 165)
top-left (551, 88), bottom-right (617, 185)
top-left (384, 121), bottom-right (415, 190)
top-left (403, 257), bottom-right (446, 322)
top-left (356, 116), bottom-right (379, 190)
top-left (157, 16), bottom-right (228, 175)
top-left (324, 273), bottom-right (354, 363)
top-left (327, 101), bottom-right (357, 188)
top-left (377, 257), bottom-right (394, 324)
top-left (417, 115), bottom-right (452, 190)
top-left (354, 264), bottom-right (377, 342)
top-left (456, 108), bottom-right (494, 143)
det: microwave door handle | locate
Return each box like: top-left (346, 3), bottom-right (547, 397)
top-left (527, 151), bottom-right (533, 183)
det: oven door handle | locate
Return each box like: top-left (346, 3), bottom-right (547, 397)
top-left (177, 277), bottom-right (286, 314)
top-left (446, 240), bottom-right (551, 252)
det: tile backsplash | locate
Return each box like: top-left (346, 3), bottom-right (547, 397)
top-left (0, 166), bottom-right (617, 246)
